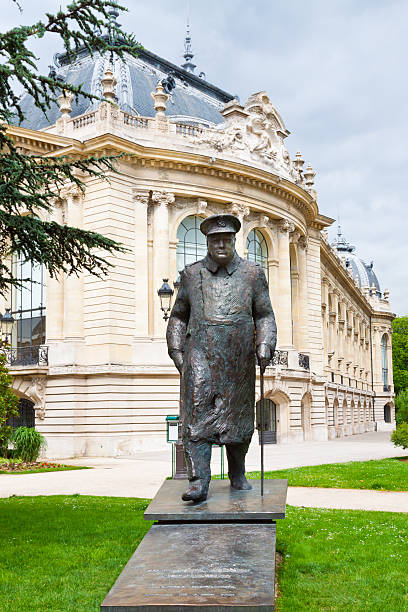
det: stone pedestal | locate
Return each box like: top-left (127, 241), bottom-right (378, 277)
top-left (101, 479), bottom-right (288, 611)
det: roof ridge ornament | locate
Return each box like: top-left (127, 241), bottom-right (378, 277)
top-left (182, 1), bottom-right (197, 73)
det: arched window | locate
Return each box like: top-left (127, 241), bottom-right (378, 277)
top-left (11, 255), bottom-right (46, 360)
top-left (246, 229), bottom-right (268, 279)
top-left (381, 334), bottom-right (388, 389)
top-left (176, 215), bottom-right (207, 272)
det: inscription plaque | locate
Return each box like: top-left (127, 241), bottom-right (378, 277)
top-left (101, 522), bottom-right (276, 611)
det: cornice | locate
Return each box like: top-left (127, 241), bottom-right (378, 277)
top-left (6, 124), bottom-right (79, 153)
top-left (321, 241), bottom-right (374, 315)
top-left (44, 132), bottom-right (320, 226)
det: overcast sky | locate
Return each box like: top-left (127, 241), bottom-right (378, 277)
top-left (3, 0), bottom-right (407, 315)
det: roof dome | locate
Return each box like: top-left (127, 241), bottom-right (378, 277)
top-left (17, 30), bottom-right (234, 131)
top-left (332, 226), bottom-right (381, 296)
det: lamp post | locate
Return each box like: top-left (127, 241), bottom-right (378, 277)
top-left (157, 279), bottom-right (174, 321)
top-left (173, 274), bottom-right (181, 291)
top-left (0, 308), bottom-right (15, 346)
top-left (157, 278), bottom-right (188, 480)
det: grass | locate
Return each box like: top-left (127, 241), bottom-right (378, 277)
top-left (0, 496), bottom-right (407, 611)
top-left (276, 505), bottom-right (408, 611)
top-left (245, 456), bottom-right (408, 492)
top-left (0, 496), bottom-right (152, 611)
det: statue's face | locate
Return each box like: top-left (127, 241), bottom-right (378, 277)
top-left (207, 233), bottom-right (235, 266)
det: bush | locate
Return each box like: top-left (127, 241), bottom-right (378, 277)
top-left (11, 427), bottom-right (47, 462)
top-left (391, 423), bottom-right (408, 450)
top-left (0, 353), bottom-right (19, 456)
top-left (395, 389), bottom-right (408, 425)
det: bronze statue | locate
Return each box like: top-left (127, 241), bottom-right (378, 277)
top-left (167, 214), bottom-right (277, 502)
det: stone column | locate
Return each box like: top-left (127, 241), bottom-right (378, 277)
top-left (228, 203), bottom-right (250, 257)
top-left (297, 235), bottom-right (309, 353)
top-left (152, 191), bottom-right (175, 337)
top-left (63, 188), bottom-right (84, 348)
top-left (133, 191), bottom-right (150, 338)
top-left (276, 218), bottom-right (294, 349)
top-left (46, 199), bottom-right (64, 345)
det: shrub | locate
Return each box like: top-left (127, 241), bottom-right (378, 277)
top-left (0, 353), bottom-right (19, 456)
top-left (11, 427), bottom-right (47, 462)
top-left (391, 423), bottom-right (408, 450)
top-left (395, 389), bottom-right (408, 425)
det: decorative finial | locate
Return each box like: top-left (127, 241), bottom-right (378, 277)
top-left (101, 65), bottom-right (117, 102)
top-left (303, 163), bottom-right (316, 189)
top-left (293, 151), bottom-right (305, 175)
top-left (58, 90), bottom-right (73, 118)
top-left (151, 81), bottom-right (169, 116)
top-left (182, 1), bottom-right (196, 73)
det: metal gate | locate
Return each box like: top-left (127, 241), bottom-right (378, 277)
top-left (8, 398), bottom-right (35, 430)
top-left (256, 399), bottom-right (277, 444)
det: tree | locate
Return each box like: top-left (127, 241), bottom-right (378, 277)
top-left (395, 388), bottom-right (408, 425)
top-left (0, 0), bottom-right (141, 295)
top-left (0, 352), bottom-right (19, 456)
top-left (392, 316), bottom-right (408, 395)
top-left (391, 422), bottom-right (408, 451)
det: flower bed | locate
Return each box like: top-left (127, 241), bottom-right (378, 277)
top-left (0, 459), bottom-right (89, 474)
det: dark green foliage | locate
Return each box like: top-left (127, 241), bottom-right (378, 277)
top-left (395, 388), bottom-right (408, 425)
top-left (392, 316), bottom-right (408, 394)
top-left (0, 1), bottom-right (142, 294)
top-left (0, 353), bottom-right (19, 456)
top-left (391, 423), bottom-right (408, 450)
top-left (10, 426), bottom-right (47, 461)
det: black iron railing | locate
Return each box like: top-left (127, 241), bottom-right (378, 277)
top-left (299, 353), bottom-right (310, 370)
top-left (271, 350), bottom-right (288, 367)
top-left (0, 345), bottom-right (48, 366)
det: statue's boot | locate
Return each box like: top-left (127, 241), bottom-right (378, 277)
top-left (229, 472), bottom-right (252, 490)
top-left (226, 440), bottom-right (252, 490)
top-left (182, 479), bottom-right (209, 502)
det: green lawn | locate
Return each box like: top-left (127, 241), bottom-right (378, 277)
top-left (245, 456), bottom-right (408, 491)
top-left (0, 496), bottom-right (407, 611)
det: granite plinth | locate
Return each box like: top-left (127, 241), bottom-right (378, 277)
top-left (101, 522), bottom-right (276, 611)
top-left (144, 479), bottom-right (288, 522)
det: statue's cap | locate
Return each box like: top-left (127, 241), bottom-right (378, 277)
top-left (200, 214), bottom-right (241, 236)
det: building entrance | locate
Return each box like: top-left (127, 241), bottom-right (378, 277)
top-left (256, 399), bottom-right (277, 444)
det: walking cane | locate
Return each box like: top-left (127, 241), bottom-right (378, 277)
top-left (260, 366), bottom-right (265, 497)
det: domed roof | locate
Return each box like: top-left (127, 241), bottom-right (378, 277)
top-left (17, 26), bottom-right (234, 131)
top-left (332, 227), bottom-right (381, 296)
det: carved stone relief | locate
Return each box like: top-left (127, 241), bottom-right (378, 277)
top-left (27, 376), bottom-right (47, 420)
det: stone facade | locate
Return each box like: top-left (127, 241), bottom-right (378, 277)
top-left (3, 62), bottom-right (395, 458)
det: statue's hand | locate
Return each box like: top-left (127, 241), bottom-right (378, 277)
top-left (257, 344), bottom-right (271, 374)
top-left (170, 349), bottom-right (184, 374)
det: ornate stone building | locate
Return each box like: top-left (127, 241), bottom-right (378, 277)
top-left (3, 13), bottom-right (395, 457)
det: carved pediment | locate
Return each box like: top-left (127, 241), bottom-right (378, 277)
top-left (192, 91), bottom-right (308, 186)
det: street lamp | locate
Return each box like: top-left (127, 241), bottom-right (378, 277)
top-left (157, 279), bottom-right (174, 321)
top-left (0, 308), bottom-right (15, 344)
top-left (173, 274), bottom-right (181, 291)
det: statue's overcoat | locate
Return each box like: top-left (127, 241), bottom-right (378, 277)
top-left (167, 252), bottom-right (277, 445)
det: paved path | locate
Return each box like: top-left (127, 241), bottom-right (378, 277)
top-left (287, 487), bottom-right (408, 513)
top-left (0, 432), bottom-right (406, 512)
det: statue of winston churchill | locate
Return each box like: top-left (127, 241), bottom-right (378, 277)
top-left (166, 214), bottom-right (277, 502)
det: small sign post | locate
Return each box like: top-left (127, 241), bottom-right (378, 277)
top-left (166, 415), bottom-right (180, 478)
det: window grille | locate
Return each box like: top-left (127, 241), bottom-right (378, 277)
top-left (246, 229), bottom-right (268, 279)
top-left (176, 215), bottom-right (207, 272)
top-left (11, 256), bottom-right (46, 353)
